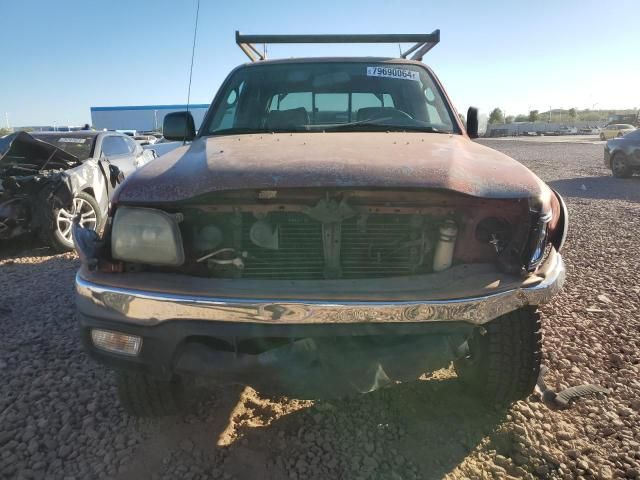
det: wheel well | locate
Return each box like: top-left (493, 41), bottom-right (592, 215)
top-left (81, 187), bottom-right (95, 198)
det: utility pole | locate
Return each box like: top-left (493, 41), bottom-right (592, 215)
top-left (4, 112), bottom-right (9, 130)
top-left (592, 103), bottom-right (599, 122)
top-left (549, 106), bottom-right (552, 123)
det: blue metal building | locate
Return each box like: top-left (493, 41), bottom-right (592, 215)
top-left (90, 104), bottom-right (210, 132)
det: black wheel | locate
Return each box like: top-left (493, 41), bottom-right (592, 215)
top-left (599, 133), bottom-right (605, 140)
top-left (611, 153), bottom-right (632, 178)
top-left (49, 191), bottom-right (102, 252)
top-left (116, 371), bottom-right (185, 417)
top-left (454, 307), bottom-right (541, 406)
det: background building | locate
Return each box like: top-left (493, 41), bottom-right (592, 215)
top-left (90, 104), bottom-right (209, 132)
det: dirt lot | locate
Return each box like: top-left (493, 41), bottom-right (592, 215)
top-left (1, 140), bottom-right (639, 480)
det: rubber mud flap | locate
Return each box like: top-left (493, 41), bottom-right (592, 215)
top-left (554, 384), bottom-right (609, 407)
top-left (537, 365), bottom-right (609, 408)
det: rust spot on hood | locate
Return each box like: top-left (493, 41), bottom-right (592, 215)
top-left (115, 132), bottom-right (551, 205)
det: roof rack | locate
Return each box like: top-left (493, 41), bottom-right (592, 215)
top-left (235, 30), bottom-right (440, 62)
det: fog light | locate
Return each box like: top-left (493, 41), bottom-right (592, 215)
top-left (91, 329), bottom-right (142, 356)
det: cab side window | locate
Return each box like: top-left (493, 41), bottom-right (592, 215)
top-left (351, 93), bottom-right (395, 113)
top-left (269, 92), bottom-right (312, 112)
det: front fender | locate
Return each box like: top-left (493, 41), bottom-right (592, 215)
top-left (65, 163), bottom-right (109, 216)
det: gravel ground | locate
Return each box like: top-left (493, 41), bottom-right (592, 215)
top-left (1, 140), bottom-right (639, 480)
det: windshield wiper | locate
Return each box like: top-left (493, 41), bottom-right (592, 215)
top-left (210, 124), bottom-right (454, 136)
top-left (321, 122), bottom-right (451, 134)
top-left (210, 127), bottom-right (277, 136)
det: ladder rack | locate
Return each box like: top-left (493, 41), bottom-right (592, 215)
top-left (235, 30), bottom-right (440, 62)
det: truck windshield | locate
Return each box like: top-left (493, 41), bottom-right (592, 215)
top-left (202, 62), bottom-right (459, 135)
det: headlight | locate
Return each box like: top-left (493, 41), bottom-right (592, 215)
top-left (548, 190), bottom-right (568, 252)
top-left (111, 206), bottom-right (184, 265)
top-left (524, 210), bottom-right (551, 271)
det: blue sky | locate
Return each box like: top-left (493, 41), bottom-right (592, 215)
top-left (1, 0), bottom-right (638, 126)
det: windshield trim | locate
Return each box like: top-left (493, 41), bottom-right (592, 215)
top-left (199, 60), bottom-right (463, 138)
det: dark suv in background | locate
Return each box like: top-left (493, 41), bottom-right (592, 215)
top-left (605, 129), bottom-right (640, 178)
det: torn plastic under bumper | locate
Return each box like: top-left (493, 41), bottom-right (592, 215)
top-left (176, 335), bottom-right (460, 397)
top-left (78, 312), bottom-right (469, 398)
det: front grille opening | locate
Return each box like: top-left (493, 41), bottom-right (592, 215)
top-left (243, 213), bottom-right (325, 280)
top-left (238, 213), bottom-right (433, 280)
top-left (340, 216), bottom-right (423, 279)
top-left (180, 210), bottom-right (440, 280)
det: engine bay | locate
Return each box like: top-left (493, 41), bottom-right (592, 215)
top-left (134, 188), bottom-right (538, 280)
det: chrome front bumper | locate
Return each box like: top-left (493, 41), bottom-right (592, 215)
top-left (76, 252), bottom-right (565, 327)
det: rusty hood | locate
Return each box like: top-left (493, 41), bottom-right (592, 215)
top-left (115, 132), bottom-right (550, 203)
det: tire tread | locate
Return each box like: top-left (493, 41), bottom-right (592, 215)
top-left (455, 307), bottom-right (541, 406)
top-left (116, 371), bottom-right (183, 417)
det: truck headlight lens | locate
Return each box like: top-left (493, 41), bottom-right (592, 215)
top-left (524, 210), bottom-right (551, 271)
top-left (111, 206), bottom-right (184, 265)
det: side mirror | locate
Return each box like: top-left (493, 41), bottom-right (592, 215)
top-left (163, 111), bottom-right (196, 142)
top-left (466, 107), bottom-right (479, 139)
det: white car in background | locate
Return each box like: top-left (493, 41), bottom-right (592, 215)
top-left (579, 126), bottom-right (601, 135)
top-left (133, 134), bottom-right (158, 146)
top-left (143, 137), bottom-right (184, 157)
top-left (557, 126), bottom-right (578, 135)
top-left (600, 124), bottom-right (636, 140)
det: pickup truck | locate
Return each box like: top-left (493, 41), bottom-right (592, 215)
top-left (73, 33), bottom-right (567, 417)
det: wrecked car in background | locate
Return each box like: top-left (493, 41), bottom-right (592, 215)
top-left (0, 130), bottom-right (154, 251)
top-left (142, 137), bottom-right (184, 158)
top-left (74, 32), bottom-right (568, 417)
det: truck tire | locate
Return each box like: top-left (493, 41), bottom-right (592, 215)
top-left (49, 191), bottom-right (103, 252)
top-left (454, 307), bottom-right (541, 406)
top-left (116, 371), bottom-right (185, 417)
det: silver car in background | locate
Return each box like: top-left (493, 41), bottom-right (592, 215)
top-left (142, 136), bottom-right (184, 158)
top-left (0, 130), bottom-right (154, 251)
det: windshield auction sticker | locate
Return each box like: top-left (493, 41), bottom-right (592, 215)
top-left (366, 66), bottom-right (420, 81)
top-left (58, 138), bottom-right (86, 143)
